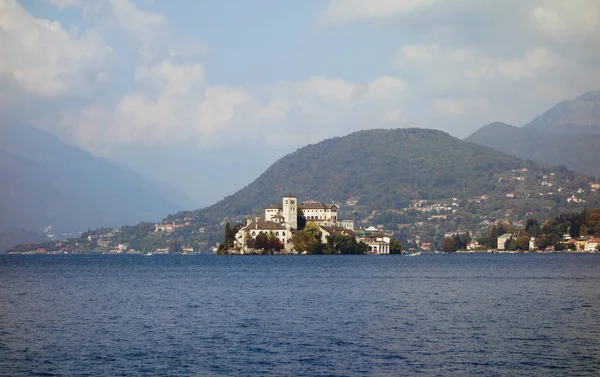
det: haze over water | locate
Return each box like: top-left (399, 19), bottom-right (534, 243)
top-left (1, 253), bottom-right (600, 376)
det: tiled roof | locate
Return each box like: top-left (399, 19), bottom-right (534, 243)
top-left (299, 202), bottom-right (337, 210)
top-left (266, 204), bottom-right (283, 209)
top-left (319, 226), bottom-right (355, 237)
top-left (242, 219), bottom-right (287, 231)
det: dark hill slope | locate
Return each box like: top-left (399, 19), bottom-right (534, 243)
top-left (525, 90), bottom-right (600, 135)
top-left (465, 122), bottom-right (600, 178)
top-left (182, 128), bottom-right (600, 227)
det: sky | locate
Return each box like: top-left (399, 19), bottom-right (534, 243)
top-left (2, 0), bottom-right (600, 205)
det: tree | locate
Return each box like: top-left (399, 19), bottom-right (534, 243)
top-left (253, 232), bottom-right (269, 250)
top-left (297, 208), bottom-right (307, 230)
top-left (442, 237), bottom-right (458, 252)
top-left (525, 219), bottom-right (540, 236)
top-left (292, 222), bottom-right (321, 254)
top-left (389, 239), bottom-right (403, 254)
top-left (325, 233), bottom-right (367, 254)
top-left (267, 231), bottom-right (284, 251)
top-left (516, 236), bottom-right (530, 251)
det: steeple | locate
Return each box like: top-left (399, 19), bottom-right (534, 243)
top-left (282, 195), bottom-right (298, 230)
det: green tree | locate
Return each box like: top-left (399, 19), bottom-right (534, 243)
top-left (292, 222), bottom-right (321, 254)
top-left (267, 231), bottom-right (284, 251)
top-left (389, 239), bottom-right (404, 254)
top-left (516, 236), bottom-right (530, 251)
top-left (253, 232), bottom-right (269, 250)
top-left (442, 237), bottom-right (458, 252)
top-left (297, 208), bottom-right (307, 230)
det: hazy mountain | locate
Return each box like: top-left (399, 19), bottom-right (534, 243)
top-left (0, 122), bottom-right (196, 242)
top-left (0, 228), bottom-right (48, 253)
top-left (525, 90), bottom-right (600, 135)
top-left (105, 145), bottom-right (290, 207)
top-left (465, 122), bottom-right (600, 178)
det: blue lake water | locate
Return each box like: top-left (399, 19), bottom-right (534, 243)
top-left (1, 253), bottom-right (600, 376)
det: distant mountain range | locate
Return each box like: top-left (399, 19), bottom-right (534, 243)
top-left (7, 90), bottom-right (600, 252)
top-left (0, 121), bottom-right (198, 252)
top-left (525, 90), bottom-right (600, 135)
top-left (466, 90), bottom-right (600, 178)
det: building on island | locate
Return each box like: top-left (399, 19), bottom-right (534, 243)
top-left (264, 195), bottom-right (354, 230)
top-left (355, 227), bottom-right (391, 254)
top-left (235, 195), bottom-right (355, 253)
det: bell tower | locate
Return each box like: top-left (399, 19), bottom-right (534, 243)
top-left (282, 194), bottom-right (298, 230)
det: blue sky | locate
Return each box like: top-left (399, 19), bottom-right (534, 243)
top-left (2, 0), bottom-right (600, 205)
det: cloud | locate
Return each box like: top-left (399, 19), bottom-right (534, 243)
top-left (59, 69), bottom-right (412, 151)
top-left (45, 0), bottom-right (169, 61)
top-left (320, 0), bottom-right (436, 25)
top-left (321, 0), bottom-right (600, 134)
top-left (0, 0), bottom-right (113, 97)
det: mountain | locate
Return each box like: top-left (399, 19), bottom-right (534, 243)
top-left (0, 121), bottom-right (195, 245)
top-left (0, 228), bottom-right (48, 253)
top-left (465, 122), bottom-right (600, 178)
top-left (525, 90), bottom-right (600, 135)
top-left (166, 128), bottom-right (600, 248)
top-left (105, 144), bottom-right (289, 207)
top-left (10, 127), bottom-right (600, 253)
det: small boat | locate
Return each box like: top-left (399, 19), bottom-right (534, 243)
top-left (406, 251), bottom-right (421, 257)
top-left (143, 252), bottom-right (153, 256)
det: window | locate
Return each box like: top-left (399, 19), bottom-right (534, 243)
top-left (276, 232), bottom-right (279, 236)
top-left (282, 232), bottom-right (285, 236)
top-left (252, 232), bottom-right (256, 236)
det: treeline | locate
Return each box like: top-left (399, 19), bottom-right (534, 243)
top-left (441, 208), bottom-right (600, 252)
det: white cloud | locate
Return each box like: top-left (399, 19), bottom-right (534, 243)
top-left (59, 70), bottom-right (412, 151)
top-left (320, 0), bottom-right (436, 25)
top-left (45, 0), bottom-right (169, 61)
top-left (0, 0), bottom-right (113, 97)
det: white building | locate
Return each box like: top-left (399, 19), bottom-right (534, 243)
top-left (235, 195), bottom-right (355, 252)
top-left (264, 195), bottom-right (353, 230)
top-left (234, 216), bottom-right (292, 252)
top-left (497, 233), bottom-right (512, 250)
top-left (356, 227), bottom-right (391, 254)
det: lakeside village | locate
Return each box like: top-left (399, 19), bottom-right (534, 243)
top-left (10, 184), bottom-right (600, 255)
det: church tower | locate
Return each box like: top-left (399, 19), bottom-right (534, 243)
top-left (282, 194), bottom-right (298, 230)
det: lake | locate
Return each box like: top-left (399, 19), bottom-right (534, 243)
top-left (1, 253), bottom-right (599, 376)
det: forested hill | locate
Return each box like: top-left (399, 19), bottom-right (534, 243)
top-left (178, 128), bottom-right (600, 231)
top-left (11, 128), bottom-right (600, 252)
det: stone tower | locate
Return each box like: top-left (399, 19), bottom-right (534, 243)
top-left (282, 194), bottom-right (298, 230)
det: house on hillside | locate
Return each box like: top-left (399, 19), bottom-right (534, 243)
top-left (587, 238), bottom-right (600, 252)
top-left (497, 233), bottom-right (513, 250)
top-left (466, 240), bottom-right (482, 251)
